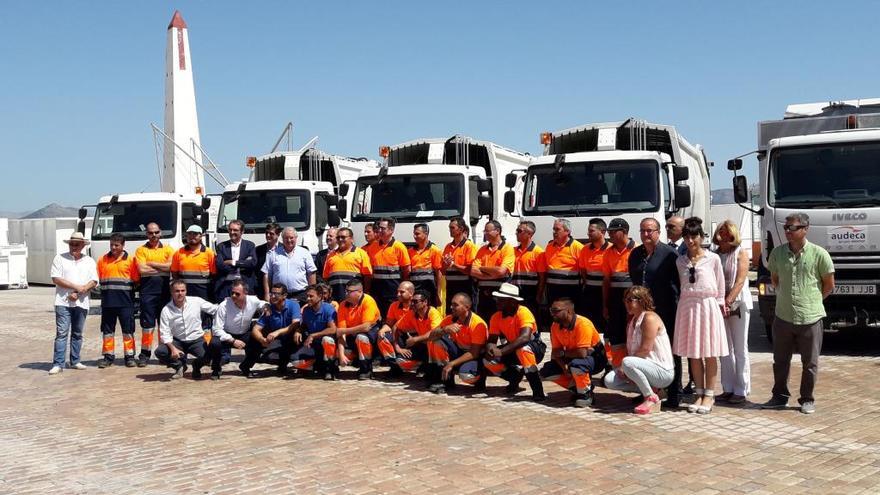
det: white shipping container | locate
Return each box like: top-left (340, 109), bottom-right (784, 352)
top-left (8, 218), bottom-right (93, 285)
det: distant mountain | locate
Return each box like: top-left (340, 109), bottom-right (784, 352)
top-left (22, 203), bottom-right (80, 219)
top-left (711, 188), bottom-right (735, 205)
top-left (0, 210), bottom-right (28, 219)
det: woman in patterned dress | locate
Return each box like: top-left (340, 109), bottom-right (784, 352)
top-left (673, 217), bottom-right (729, 414)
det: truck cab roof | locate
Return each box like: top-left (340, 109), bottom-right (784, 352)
top-left (97, 191), bottom-right (204, 203)
top-left (223, 180), bottom-right (337, 193)
top-left (529, 149), bottom-right (669, 166)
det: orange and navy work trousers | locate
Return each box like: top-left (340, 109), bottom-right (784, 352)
top-left (100, 306), bottom-right (136, 360)
top-left (540, 358), bottom-right (600, 395)
top-left (426, 336), bottom-right (482, 385)
top-left (340, 323), bottom-right (388, 374)
top-left (138, 289), bottom-right (168, 358)
top-left (386, 332), bottom-right (428, 373)
top-left (483, 342), bottom-right (539, 378)
top-left (289, 335), bottom-right (338, 374)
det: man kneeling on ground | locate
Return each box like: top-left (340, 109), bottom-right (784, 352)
top-left (155, 280), bottom-right (218, 379)
top-left (425, 292), bottom-right (488, 394)
top-left (289, 285), bottom-right (339, 379)
top-left (239, 283), bottom-right (301, 378)
top-left (540, 297), bottom-right (605, 408)
top-left (484, 283), bottom-right (546, 401)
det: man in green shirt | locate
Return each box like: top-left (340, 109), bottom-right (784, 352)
top-left (761, 212), bottom-right (834, 414)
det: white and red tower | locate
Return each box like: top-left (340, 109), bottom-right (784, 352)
top-left (162, 10), bottom-right (205, 194)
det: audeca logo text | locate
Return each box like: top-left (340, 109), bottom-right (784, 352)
top-left (830, 226), bottom-right (866, 241)
top-left (833, 213), bottom-right (867, 221)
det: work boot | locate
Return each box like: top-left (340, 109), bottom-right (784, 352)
top-left (504, 368), bottom-right (524, 394)
top-left (170, 363), bottom-right (187, 380)
top-left (388, 361), bottom-right (404, 378)
top-left (135, 354), bottom-right (150, 368)
top-left (191, 367), bottom-right (202, 380)
top-left (97, 357), bottom-right (114, 369)
top-left (211, 369), bottom-right (222, 381)
top-left (525, 371), bottom-right (546, 401)
top-left (574, 390), bottom-right (594, 408)
top-left (124, 357), bottom-right (136, 368)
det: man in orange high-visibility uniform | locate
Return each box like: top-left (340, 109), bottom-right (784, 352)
top-left (484, 283), bottom-right (546, 401)
top-left (336, 278), bottom-right (383, 380)
top-left (409, 223), bottom-right (443, 307)
top-left (603, 218), bottom-right (635, 364)
top-left (323, 227), bottom-right (373, 302)
top-left (510, 221), bottom-right (545, 327)
top-left (540, 298), bottom-right (605, 408)
top-left (388, 290), bottom-right (443, 377)
top-left (375, 281), bottom-right (415, 371)
top-left (471, 220), bottom-right (514, 320)
top-left (544, 218), bottom-right (583, 309)
top-left (578, 218), bottom-right (609, 333)
top-left (442, 217), bottom-right (477, 314)
top-left (134, 222), bottom-right (174, 367)
top-left (364, 217), bottom-right (410, 316)
top-left (97, 233), bottom-right (140, 368)
top-left (171, 225), bottom-right (216, 302)
top-left (425, 292), bottom-right (489, 394)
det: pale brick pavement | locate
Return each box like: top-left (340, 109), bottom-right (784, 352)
top-left (1, 287), bottom-right (879, 494)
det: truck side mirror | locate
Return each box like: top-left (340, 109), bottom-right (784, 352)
top-left (503, 190), bottom-right (515, 214)
top-left (673, 165), bottom-right (689, 182)
top-left (674, 184), bottom-right (692, 208)
top-left (477, 195), bottom-right (492, 217)
top-left (733, 176), bottom-right (750, 203)
top-left (727, 159), bottom-right (743, 171)
top-left (78, 207), bottom-right (87, 220)
top-left (201, 196), bottom-right (212, 209)
top-left (337, 199), bottom-right (348, 220)
top-left (339, 183), bottom-right (350, 196)
top-left (200, 214), bottom-right (209, 231)
top-left (192, 205), bottom-right (204, 216)
top-left (325, 194), bottom-right (339, 206)
top-left (504, 173), bottom-right (517, 189)
top-left (327, 209), bottom-right (341, 228)
top-left (476, 178), bottom-right (491, 193)
top-left (77, 221), bottom-right (86, 234)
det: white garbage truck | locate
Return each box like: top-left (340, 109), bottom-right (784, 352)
top-left (506, 119), bottom-right (711, 246)
top-left (344, 135), bottom-right (530, 246)
top-left (215, 148), bottom-right (379, 252)
top-left (728, 98), bottom-right (880, 337)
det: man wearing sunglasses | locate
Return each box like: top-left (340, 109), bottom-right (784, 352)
top-left (761, 213), bottom-right (834, 415)
top-left (239, 283), bottom-right (301, 378)
top-left (134, 223), bottom-right (174, 366)
top-left (208, 280), bottom-right (268, 380)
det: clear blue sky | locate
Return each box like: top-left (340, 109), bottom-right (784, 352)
top-left (1, 1), bottom-right (878, 212)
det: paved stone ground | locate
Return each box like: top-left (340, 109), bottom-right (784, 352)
top-left (1, 287), bottom-right (879, 494)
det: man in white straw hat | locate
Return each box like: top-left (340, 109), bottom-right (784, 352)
top-left (483, 282), bottom-right (547, 401)
top-left (49, 232), bottom-right (98, 375)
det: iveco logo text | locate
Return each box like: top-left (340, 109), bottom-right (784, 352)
top-left (833, 213), bottom-right (867, 221)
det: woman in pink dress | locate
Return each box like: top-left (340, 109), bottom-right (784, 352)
top-left (673, 217), bottom-right (728, 414)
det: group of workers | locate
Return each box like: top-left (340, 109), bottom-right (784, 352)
top-left (50, 211), bottom-right (832, 415)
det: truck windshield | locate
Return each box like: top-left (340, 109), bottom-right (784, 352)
top-left (523, 160), bottom-right (659, 215)
top-left (352, 174), bottom-right (464, 221)
top-left (92, 201), bottom-right (177, 240)
top-left (218, 190), bottom-right (310, 232)
top-left (769, 141), bottom-right (880, 208)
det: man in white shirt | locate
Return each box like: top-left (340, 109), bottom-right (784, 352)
top-left (208, 280), bottom-right (268, 380)
top-left (49, 232), bottom-right (99, 375)
top-left (155, 280), bottom-right (218, 379)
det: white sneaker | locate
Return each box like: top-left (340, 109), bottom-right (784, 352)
top-left (48, 366), bottom-right (63, 375)
top-left (70, 362), bottom-right (87, 370)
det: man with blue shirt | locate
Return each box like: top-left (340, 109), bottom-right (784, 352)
top-left (239, 282), bottom-right (302, 377)
top-left (289, 285), bottom-right (339, 379)
top-left (262, 227), bottom-right (317, 303)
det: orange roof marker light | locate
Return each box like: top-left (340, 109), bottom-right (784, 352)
top-left (540, 132), bottom-right (553, 145)
top-left (246, 156), bottom-right (257, 168)
top-left (195, 186), bottom-right (204, 195)
top-left (379, 146), bottom-right (390, 158)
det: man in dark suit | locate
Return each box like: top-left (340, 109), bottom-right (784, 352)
top-left (215, 219), bottom-right (258, 300)
top-left (255, 223), bottom-right (282, 299)
top-left (629, 217), bottom-right (683, 408)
